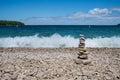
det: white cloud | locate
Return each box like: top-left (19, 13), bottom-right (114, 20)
top-left (67, 8), bottom-right (111, 19)
top-left (22, 17), bottom-right (55, 25)
top-left (88, 8), bottom-right (111, 16)
top-left (112, 8), bottom-right (120, 11)
top-left (22, 8), bottom-right (120, 25)
top-left (67, 12), bottom-right (94, 19)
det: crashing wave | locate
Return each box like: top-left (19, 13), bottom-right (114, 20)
top-left (0, 33), bottom-right (120, 48)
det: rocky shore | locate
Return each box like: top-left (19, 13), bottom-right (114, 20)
top-left (0, 48), bottom-right (120, 80)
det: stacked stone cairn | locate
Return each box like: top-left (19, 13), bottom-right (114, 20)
top-left (75, 34), bottom-right (90, 65)
top-left (78, 34), bottom-right (88, 59)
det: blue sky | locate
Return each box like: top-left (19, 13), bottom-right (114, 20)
top-left (0, 0), bottom-right (120, 25)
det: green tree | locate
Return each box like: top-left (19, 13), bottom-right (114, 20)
top-left (0, 20), bottom-right (24, 26)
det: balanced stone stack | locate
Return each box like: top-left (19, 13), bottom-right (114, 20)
top-left (78, 34), bottom-right (88, 59)
top-left (75, 34), bottom-right (90, 65)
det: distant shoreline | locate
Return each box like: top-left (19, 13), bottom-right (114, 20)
top-left (20, 24), bottom-right (120, 26)
top-left (0, 24), bottom-right (119, 26)
top-left (0, 20), bottom-right (24, 26)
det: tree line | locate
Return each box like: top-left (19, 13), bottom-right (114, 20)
top-left (0, 20), bottom-right (24, 26)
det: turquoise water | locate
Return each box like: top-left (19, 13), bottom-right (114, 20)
top-left (0, 25), bottom-right (120, 48)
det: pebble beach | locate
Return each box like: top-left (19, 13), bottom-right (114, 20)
top-left (0, 48), bottom-right (120, 80)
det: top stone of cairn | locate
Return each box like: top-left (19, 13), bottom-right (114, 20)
top-left (79, 34), bottom-right (85, 48)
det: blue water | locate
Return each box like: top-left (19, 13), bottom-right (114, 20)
top-left (0, 25), bottom-right (120, 48)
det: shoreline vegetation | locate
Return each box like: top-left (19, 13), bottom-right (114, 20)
top-left (0, 20), bottom-right (24, 26)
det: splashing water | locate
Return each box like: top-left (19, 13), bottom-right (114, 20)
top-left (0, 33), bottom-right (120, 48)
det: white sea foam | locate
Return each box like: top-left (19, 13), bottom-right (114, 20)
top-left (0, 34), bottom-right (120, 48)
